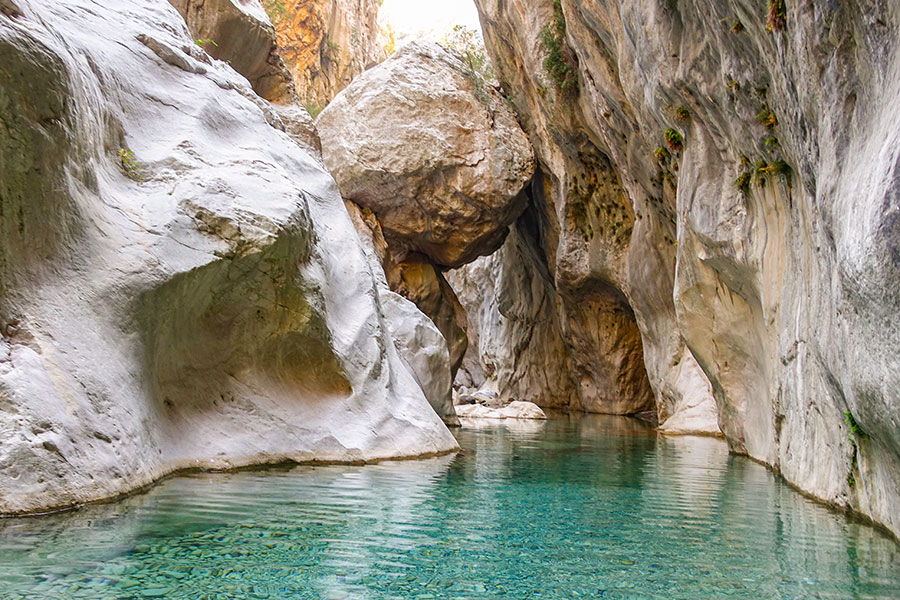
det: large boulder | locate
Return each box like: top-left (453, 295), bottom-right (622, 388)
top-left (317, 41), bottom-right (535, 269)
top-left (0, 0), bottom-right (457, 514)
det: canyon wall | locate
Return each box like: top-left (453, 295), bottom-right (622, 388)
top-left (473, 0), bottom-right (900, 537)
top-left (0, 0), bottom-right (457, 514)
top-left (264, 0), bottom-right (386, 110)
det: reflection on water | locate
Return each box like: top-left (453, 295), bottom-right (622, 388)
top-left (1, 414), bottom-right (898, 599)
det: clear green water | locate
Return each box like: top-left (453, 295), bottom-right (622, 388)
top-left (1, 415), bottom-right (899, 599)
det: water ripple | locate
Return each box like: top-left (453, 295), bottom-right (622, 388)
top-left (1, 415), bottom-right (899, 599)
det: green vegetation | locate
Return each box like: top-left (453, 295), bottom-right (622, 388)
top-left (765, 136), bottom-right (779, 149)
top-left (730, 21), bottom-right (745, 34)
top-left (735, 156), bottom-right (789, 194)
top-left (844, 411), bottom-right (866, 443)
top-left (262, 0), bottom-right (287, 25)
top-left (538, 1), bottom-right (578, 94)
top-left (322, 37), bottom-right (341, 61)
top-left (766, 0), bottom-right (787, 33)
top-left (674, 106), bottom-right (691, 121)
top-left (663, 128), bottom-right (684, 153)
top-left (735, 170), bottom-right (752, 195)
top-left (195, 39), bottom-right (218, 48)
top-left (757, 106), bottom-right (778, 128)
top-left (440, 25), bottom-right (495, 106)
top-left (118, 149), bottom-right (142, 182)
top-left (304, 103), bottom-right (325, 118)
top-left (753, 159), bottom-right (791, 187)
top-left (654, 147), bottom-right (671, 163)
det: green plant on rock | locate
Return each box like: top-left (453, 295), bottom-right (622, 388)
top-left (766, 0), bottom-right (787, 33)
top-left (674, 106), bottom-right (691, 121)
top-left (118, 148), bottom-right (142, 182)
top-left (664, 128), bottom-right (684, 153)
top-left (654, 147), bottom-right (671, 163)
top-left (730, 20), bottom-right (745, 34)
top-left (765, 136), bottom-right (779, 149)
top-left (757, 106), bottom-right (778, 128)
top-left (539, 1), bottom-right (579, 94)
top-left (735, 170), bottom-right (752, 195)
top-left (262, 0), bottom-right (287, 24)
top-left (195, 38), bottom-right (218, 48)
top-left (753, 159), bottom-right (791, 188)
top-left (440, 25), bottom-right (495, 106)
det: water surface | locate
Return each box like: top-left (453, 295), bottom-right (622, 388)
top-left (1, 415), bottom-right (899, 599)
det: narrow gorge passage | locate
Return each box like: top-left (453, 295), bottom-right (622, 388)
top-left (1, 0), bottom-right (900, 597)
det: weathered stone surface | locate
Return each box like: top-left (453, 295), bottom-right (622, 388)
top-left (266, 0), bottom-right (386, 108)
top-left (392, 259), bottom-right (468, 377)
top-left (0, 0), bottom-right (457, 514)
top-left (455, 401), bottom-right (547, 421)
top-left (344, 201), bottom-right (458, 426)
top-left (317, 41), bottom-right (535, 268)
top-left (168, 0), bottom-right (295, 102)
top-left (448, 219), bottom-right (582, 410)
top-left (474, 0), bottom-right (900, 537)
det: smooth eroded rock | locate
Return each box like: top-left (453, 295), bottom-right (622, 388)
top-left (0, 0), bottom-right (457, 515)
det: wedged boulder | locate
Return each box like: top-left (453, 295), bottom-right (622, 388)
top-left (168, 0), bottom-right (295, 102)
top-left (0, 0), bottom-right (457, 515)
top-left (317, 40), bottom-right (535, 268)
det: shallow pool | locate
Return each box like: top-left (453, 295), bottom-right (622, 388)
top-left (1, 415), bottom-right (899, 599)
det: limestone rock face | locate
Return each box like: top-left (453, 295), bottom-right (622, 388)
top-left (448, 219), bottom-right (582, 411)
top-left (266, 0), bottom-right (386, 108)
top-left (474, 0), bottom-right (900, 537)
top-left (168, 0), bottom-right (295, 102)
top-left (343, 201), bottom-right (459, 426)
top-left (0, 0), bottom-right (457, 514)
top-left (317, 41), bottom-right (535, 269)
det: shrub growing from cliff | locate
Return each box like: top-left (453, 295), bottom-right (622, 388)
top-left (539, 1), bottom-right (578, 94)
top-left (663, 129), bottom-right (684, 153)
top-left (440, 25), bottom-right (495, 106)
top-left (118, 149), bottom-right (142, 181)
top-left (766, 0), bottom-right (787, 33)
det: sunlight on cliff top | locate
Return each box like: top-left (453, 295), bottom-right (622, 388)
top-left (380, 0), bottom-right (482, 47)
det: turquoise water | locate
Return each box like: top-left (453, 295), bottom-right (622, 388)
top-left (1, 415), bottom-right (899, 599)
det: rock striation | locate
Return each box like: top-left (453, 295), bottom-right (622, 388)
top-left (0, 0), bottom-right (457, 515)
top-left (473, 0), bottom-right (900, 538)
top-left (448, 218), bottom-right (583, 411)
top-left (265, 0), bottom-right (386, 109)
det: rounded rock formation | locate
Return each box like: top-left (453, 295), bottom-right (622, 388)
top-left (317, 40), bottom-right (535, 268)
